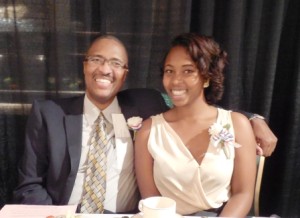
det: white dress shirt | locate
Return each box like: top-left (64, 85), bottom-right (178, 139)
top-left (68, 95), bottom-right (139, 212)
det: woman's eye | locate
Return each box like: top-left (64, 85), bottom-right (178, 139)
top-left (164, 69), bottom-right (173, 74)
top-left (183, 69), bottom-right (194, 74)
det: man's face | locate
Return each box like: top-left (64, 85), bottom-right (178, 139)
top-left (83, 38), bottom-right (128, 109)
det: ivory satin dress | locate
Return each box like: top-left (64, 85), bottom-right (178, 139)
top-left (148, 108), bottom-right (235, 215)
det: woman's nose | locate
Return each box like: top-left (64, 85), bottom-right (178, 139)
top-left (171, 73), bottom-right (183, 84)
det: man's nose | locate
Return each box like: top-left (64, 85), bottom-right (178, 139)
top-left (96, 61), bottom-right (113, 73)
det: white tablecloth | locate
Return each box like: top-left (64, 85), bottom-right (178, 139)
top-left (0, 204), bottom-right (205, 218)
top-left (76, 214), bottom-right (196, 218)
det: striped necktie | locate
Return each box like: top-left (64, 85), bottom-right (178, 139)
top-left (81, 112), bottom-right (108, 213)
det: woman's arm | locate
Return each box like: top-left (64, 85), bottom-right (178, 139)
top-left (134, 118), bottom-right (161, 198)
top-left (219, 112), bottom-right (257, 217)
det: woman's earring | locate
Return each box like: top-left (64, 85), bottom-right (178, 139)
top-left (203, 80), bottom-right (210, 88)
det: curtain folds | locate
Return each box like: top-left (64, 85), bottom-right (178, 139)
top-left (0, 0), bottom-right (299, 216)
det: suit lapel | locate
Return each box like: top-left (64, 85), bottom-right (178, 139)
top-left (117, 94), bottom-right (139, 141)
top-left (117, 93), bottom-right (139, 120)
top-left (61, 95), bottom-right (84, 203)
top-left (65, 114), bottom-right (82, 173)
top-left (120, 104), bottom-right (139, 120)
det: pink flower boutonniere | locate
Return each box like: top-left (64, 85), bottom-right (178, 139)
top-left (208, 123), bottom-right (241, 159)
top-left (127, 116), bottom-right (143, 141)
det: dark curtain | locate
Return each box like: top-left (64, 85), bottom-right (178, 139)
top-left (0, 0), bottom-right (299, 217)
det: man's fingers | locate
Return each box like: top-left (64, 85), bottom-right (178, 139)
top-left (256, 144), bottom-right (263, 156)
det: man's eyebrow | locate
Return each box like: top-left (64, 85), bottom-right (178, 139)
top-left (87, 54), bottom-right (124, 62)
top-left (109, 57), bottom-right (124, 62)
top-left (85, 54), bottom-right (103, 58)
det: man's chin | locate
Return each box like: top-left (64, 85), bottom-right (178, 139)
top-left (95, 92), bottom-right (114, 102)
top-left (97, 89), bottom-right (119, 101)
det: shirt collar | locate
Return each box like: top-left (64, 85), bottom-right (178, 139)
top-left (83, 94), bottom-right (121, 126)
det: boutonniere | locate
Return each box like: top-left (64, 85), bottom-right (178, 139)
top-left (127, 116), bottom-right (143, 141)
top-left (208, 123), bottom-right (241, 159)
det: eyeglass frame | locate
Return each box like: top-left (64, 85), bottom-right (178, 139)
top-left (84, 55), bottom-right (128, 70)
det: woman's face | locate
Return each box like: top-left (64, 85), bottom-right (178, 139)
top-left (163, 46), bottom-right (206, 107)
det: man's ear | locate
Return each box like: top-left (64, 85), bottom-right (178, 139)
top-left (122, 69), bottom-right (129, 82)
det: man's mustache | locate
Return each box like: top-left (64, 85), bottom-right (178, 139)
top-left (92, 72), bottom-right (113, 82)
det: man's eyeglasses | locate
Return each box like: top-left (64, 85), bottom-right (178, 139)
top-left (84, 55), bottom-right (128, 70)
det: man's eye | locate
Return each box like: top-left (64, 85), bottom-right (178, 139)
top-left (111, 61), bottom-right (122, 67)
top-left (91, 57), bottom-right (101, 62)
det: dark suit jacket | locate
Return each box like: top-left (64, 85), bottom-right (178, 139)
top-left (13, 88), bottom-right (169, 205)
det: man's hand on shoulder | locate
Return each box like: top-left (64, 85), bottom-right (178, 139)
top-left (250, 115), bottom-right (278, 157)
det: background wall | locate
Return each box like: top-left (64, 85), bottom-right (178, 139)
top-left (0, 0), bottom-right (299, 217)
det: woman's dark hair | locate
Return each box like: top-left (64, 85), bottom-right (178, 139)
top-left (162, 33), bottom-right (228, 105)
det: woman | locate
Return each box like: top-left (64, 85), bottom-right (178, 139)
top-left (134, 33), bottom-right (257, 217)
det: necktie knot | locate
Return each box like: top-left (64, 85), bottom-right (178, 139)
top-left (97, 112), bottom-right (106, 131)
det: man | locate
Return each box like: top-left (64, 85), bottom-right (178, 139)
top-left (13, 35), bottom-right (277, 213)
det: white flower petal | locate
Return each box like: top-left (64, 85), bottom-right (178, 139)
top-left (127, 116), bottom-right (143, 130)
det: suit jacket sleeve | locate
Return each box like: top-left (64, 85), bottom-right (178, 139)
top-left (118, 88), bottom-right (170, 120)
top-left (13, 100), bottom-right (53, 204)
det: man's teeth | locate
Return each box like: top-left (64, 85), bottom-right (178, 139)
top-left (172, 90), bottom-right (186, 96)
top-left (95, 78), bottom-right (111, 83)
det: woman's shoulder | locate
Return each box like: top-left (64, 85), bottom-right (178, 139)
top-left (230, 111), bottom-right (250, 124)
top-left (217, 108), bottom-right (249, 122)
top-left (139, 113), bottom-right (162, 132)
top-left (230, 111), bottom-right (253, 137)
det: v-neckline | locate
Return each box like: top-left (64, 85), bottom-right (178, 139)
top-left (160, 108), bottom-right (220, 166)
